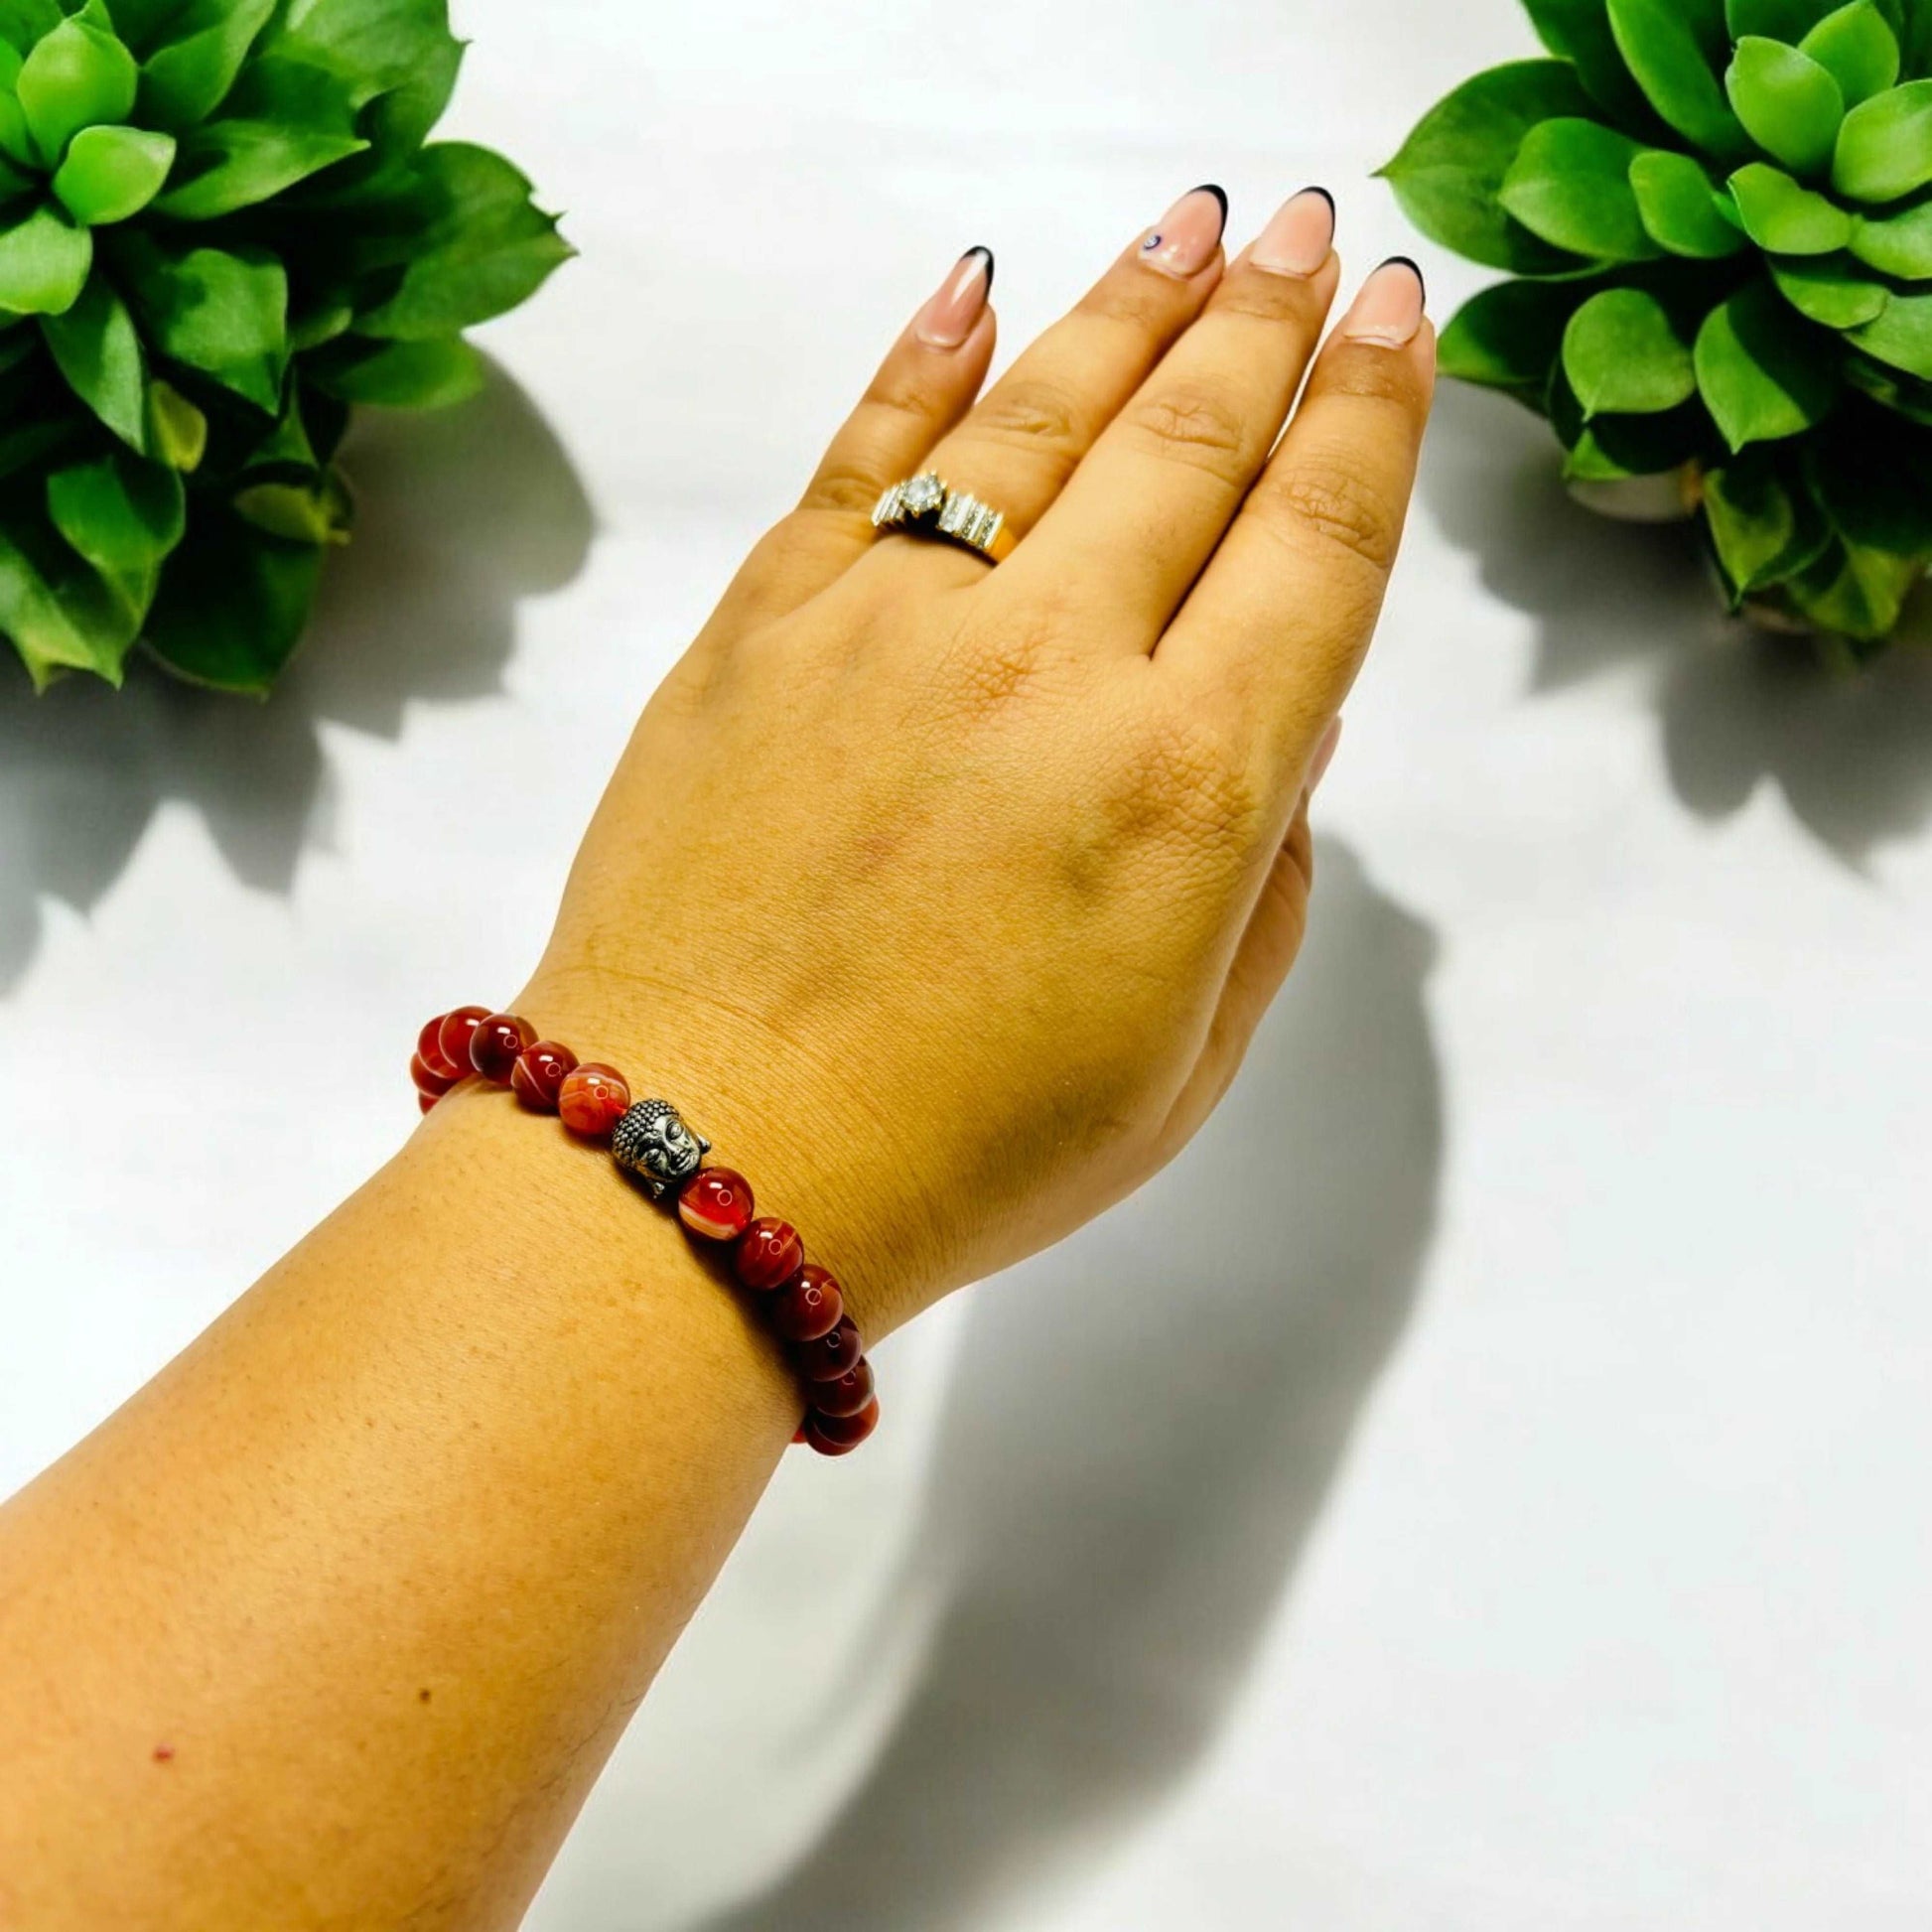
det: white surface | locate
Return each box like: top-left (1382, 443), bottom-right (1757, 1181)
top-left (5, 1), bottom-right (1932, 1925)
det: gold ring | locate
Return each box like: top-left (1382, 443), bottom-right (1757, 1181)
top-left (872, 472), bottom-right (1017, 565)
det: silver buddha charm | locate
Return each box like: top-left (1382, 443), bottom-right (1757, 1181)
top-left (611, 1098), bottom-right (710, 1200)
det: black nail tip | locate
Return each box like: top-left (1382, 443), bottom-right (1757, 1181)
top-left (1303, 185), bottom-right (1336, 212)
top-left (961, 244), bottom-right (995, 295)
top-left (1381, 253), bottom-right (1427, 301)
top-left (1190, 182), bottom-right (1230, 233)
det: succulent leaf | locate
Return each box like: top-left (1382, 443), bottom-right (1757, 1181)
top-left (1500, 116), bottom-right (1661, 258)
top-left (1726, 37), bottom-right (1846, 175)
top-left (1769, 251), bottom-right (1891, 323)
top-left (1833, 77), bottom-right (1932, 198)
top-left (135, 0), bottom-right (277, 129)
top-left (112, 230), bottom-right (288, 410)
top-left (1696, 277), bottom-right (1842, 447)
top-left (1609, 0), bottom-right (1753, 159)
top-left (146, 377), bottom-right (207, 470)
top-left (1800, 1), bottom-right (1901, 105)
top-left (1846, 283), bottom-right (1932, 371)
top-left (1437, 278), bottom-right (1583, 400)
top-left (154, 58), bottom-right (367, 218)
top-left (1729, 159), bottom-right (1857, 247)
top-left (15, 16), bottom-right (138, 167)
top-left (1703, 448), bottom-right (1834, 599)
top-left (307, 332), bottom-right (483, 407)
top-left (0, 202), bottom-right (92, 313)
top-left (51, 123), bottom-right (176, 223)
top-left (1629, 148), bottom-right (1753, 252)
top-left (1377, 61), bottom-right (1598, 274)
top-left (1727, 0), bottom-right (1842, 36)
top-left (1525, 0), bottom-right (1660, 123)
top-left (46, 447), bottom-right (184, 609)
top-left (41, 267), bottom-right (147, 448)
top-left (1847, 192), bottom-right (1932, 269)
top-left (1563, 286), bottom-right (1699, 412)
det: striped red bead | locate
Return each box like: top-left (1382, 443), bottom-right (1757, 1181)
top-left (678, 1168), bottom-right (755, 1242)
top-left (734, 1218), bottom-right (803, 1292)
top-left (771, 1263), bottom-right (842, 1341)
top-left (511, 1042), bottom-right (579, 1112)
top-left (470, 1013), bottom-right (537, 1083)
top-left (558, 1062), bottom-right (630, 1138)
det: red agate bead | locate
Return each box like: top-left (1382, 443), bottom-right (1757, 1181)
top-left (411, 1052), bottom-right (457, 1099)
top-left (558, 1062), bottom-right (630, 1138)
top-left (438, 1006), bottom-right (491, 1074)
top-left (810, 1357), bottom-right (874, 1419)
top-left (417, 1016), bottom-right (463, 1082)
top-left (734, 1217), bottom-right (802, 1292)
top-left (470, 1013), bottom-right (537, 1082)
top-left (805, 1398), bottom-right (880, 1455)
top-left (771, 1263), bottom-right (842, 1341)
top-left (511, 1041), bottom-right (579, 1112)
top-left (678, 1168), bottom-right (755, 1241)
top-left (792, 1313), bottom-right (862, 1379)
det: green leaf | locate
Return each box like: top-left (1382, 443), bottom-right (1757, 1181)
top-left (1800, 2), bottom-right (1900, 108)
top-left (1845, 346), bottom-right (1932, 418)
top-left (1702, 450), bottom-right (1833, 599)
top-left (1548, 362), bottom-right (1710, 478)
top-left (146, 375), bottom-right (206, 469)
top-left (1848, 284), bottom-right (1932, 373)
top-left (1728, 161), bottom-right (1857, 250)
top-left (137, 0), bottom-right (277, 130)
top-left (354, 24), bottom-right (459, 170)
top-left (1770, 252), bottom-right (1890, 325)
top-left (1833, 79), bottom-right (1932, 202)
top-left (46, 447), bottom-right (184, 611)
top-left (1523, 0), bottom-right (1657, 125)
top-left (1785, 535), bottom-right (1921, 637)
top-left (305, 331), bottom-right (482, 407)
top-left (142, 504), bottom-right (323, 693)
top-left (1436, 278), bottom-right (1585, 399)
top-left (155, 115), bottom-right (366, 218)
top-left (1499, 118), bottom-right (1659, 261)
top-left (353, 144), bottom-right (571, 339)
top-left (1608, 0), bottom-right (1751, 160)
top-left (232, 469), bottom-right (351, 544)
top-left (1562, 287), bottom-right (1698, 416)
top-left (111, 231), bottom-right (288, 410)
top-left (0, 488), bottom-right (141, 686)
top-left (1726, 38), bottom-right (1846, 177)
top-left (1696, 278), bottom-right (1842, 448)
top-left (14, 16), bottom-right (137, 168)
top-left (39, 266), bottom-right (144, 447)
top-left (0, 202), bottom-right (92, 314)
top-left (1629, 149), bottom-right (1750, 255)
top-left (50, 123), bottom-right (175, 223)
top-left (0, 0), bottom-right (62, 55)
top-left (267, 0), bottom-right (454, 103)
top-left (1376, 61), bottom-right (1598, 276)
top-left (1728, 0), bottom-right (1839, 34)
top-left (1849, 195), bottom-right (1932, 271)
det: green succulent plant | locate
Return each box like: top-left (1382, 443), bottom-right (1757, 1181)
top-left (1382, 0), bottom-right (1932, 650)
top-left (0, 0), bottom-right (568, 695)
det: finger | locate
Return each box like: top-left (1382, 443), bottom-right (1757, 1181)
top-left (1158, 721), bottom-right (1339, 1152)
top-left (725, 248), bottom-right (999, 624)
top-left (1158, 258), bottom-right (1434, 780)
top-left (1006, 188), bottom-right (1341, 646)
top-left (867, 185), bottom-right (1230, 591)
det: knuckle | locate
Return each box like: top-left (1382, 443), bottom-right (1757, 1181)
top-left (802, 458), bottom-right (890, 519)
top-left (1076, 274), bottom-right (1180, 335)
top-left (1316, 348), bottom-right (1432, 415)
top-left (965, 377), bottom-right (1089, 465)
top-left (1113, 708), bottom-right (1266, 853)
top-left (1261, 446), bottom-right (1404, 577)
top-left (1120, 379), bottom-right (1255, 483)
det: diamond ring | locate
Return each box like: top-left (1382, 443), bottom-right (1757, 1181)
top-left (871, 472), bottom-right (1018, 565)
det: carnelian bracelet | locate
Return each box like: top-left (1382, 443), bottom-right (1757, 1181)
top-left (410, 1006), bottom-right (879, 1456)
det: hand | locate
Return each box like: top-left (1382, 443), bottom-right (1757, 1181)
top-left (517, 185), bottom-right (1435, 1336)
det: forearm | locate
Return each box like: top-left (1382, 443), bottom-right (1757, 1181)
top-left (0, 1080), bottom-right (795, 1930)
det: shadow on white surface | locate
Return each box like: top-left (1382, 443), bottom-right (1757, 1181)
top-left (683, 843), bottom-right (1442, 1932)
top-left (0, 360), bottom-right (594, 992)
top-left (1423, 381), bottom-right (1932, 869)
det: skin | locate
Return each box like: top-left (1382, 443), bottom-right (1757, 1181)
top-left (0, 190), bottom-right (1434, 1928)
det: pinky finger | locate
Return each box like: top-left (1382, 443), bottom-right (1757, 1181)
top-left (721, 249), bottom-right (999, 628)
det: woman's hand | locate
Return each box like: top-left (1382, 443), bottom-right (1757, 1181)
top-left (519, 184), bottom-right (1434, 1336)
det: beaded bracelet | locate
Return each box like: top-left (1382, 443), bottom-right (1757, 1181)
top-left (410, 1006), bottom-right (879, 1456)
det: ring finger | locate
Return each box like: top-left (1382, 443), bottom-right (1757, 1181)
top-left (862, 184), bottom-right (1231, 589)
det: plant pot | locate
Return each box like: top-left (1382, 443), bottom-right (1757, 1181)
top-left (1564, 463), bottom-right (1702, 525)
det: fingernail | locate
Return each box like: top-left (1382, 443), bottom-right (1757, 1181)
top-left (915, 245), bottom-right (995, 349)
top-left (1308, 717), bottom-right (1343, 794)
top-left (1138, 184), bottom-right (1227, 280)
top-left (1251, 187), bottom-right (1335, 277)
top-left (1340, 257), bottom-right (1427, 347)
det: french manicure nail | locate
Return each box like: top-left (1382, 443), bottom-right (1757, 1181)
top-left (1340, 256), bottom-right (1427, 347)
top-left (1251, 187), bottom-right (1335, 277)
top-left (1308, 717), bottom-right (1343, 794)
top-left (915, 246), bottom-right (995, 349)
top-left (1139, 184), bottom-right (1228, 280)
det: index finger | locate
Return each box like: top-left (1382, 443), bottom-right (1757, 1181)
top-left (1155, 257), bottom-right (1435, 782)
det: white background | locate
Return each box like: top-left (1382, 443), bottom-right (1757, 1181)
top-left (5, 1), bottom-right (1932, 1925)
